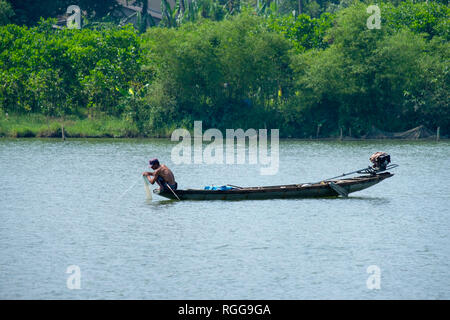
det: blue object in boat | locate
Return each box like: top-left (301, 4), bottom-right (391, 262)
top-left (204, 185), bottom-right (234, 191)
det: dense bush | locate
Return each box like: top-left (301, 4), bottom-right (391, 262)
top-left (266, 11), bottom-right (334, 52)
top-left (141, 13), bottom-right (292, 133)
top-left (0, 20), bottom-right (145, 118)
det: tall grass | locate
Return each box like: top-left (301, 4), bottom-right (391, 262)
top-left (0, 114), bottom-right (141, 138)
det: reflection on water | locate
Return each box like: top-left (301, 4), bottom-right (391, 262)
top-left (145, 199), bottom-right (178, 207)
top-left (337, 196), bottom-right (391, 204)
top-left (0, 138), bottom-right (449, 299)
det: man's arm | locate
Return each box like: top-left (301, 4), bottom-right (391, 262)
top-left (148, 167), bottom-right (161, 184)
top-left (142, 171), bottom-right (155, 177)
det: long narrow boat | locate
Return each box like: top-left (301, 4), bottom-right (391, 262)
top-left (154, 172), bottom-right (394, 201)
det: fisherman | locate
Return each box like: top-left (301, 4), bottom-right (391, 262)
top-left (143, 158), bottom-right (177, 192)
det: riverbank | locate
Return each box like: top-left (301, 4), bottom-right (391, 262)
top-left (0, 114), bottom-right (445, 141)
top-left (0, 114), bottom-right (142, 138)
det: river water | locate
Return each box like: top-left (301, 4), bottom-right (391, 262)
top-left (0, 138), bottom-right (449, 299)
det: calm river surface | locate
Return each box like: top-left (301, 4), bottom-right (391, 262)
top-left (0, 138), bottom-right (449, 299)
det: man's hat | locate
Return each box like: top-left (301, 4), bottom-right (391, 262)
top-left (149, 158), bottom-right (159, 166)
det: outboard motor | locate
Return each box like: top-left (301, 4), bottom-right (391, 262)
top-left (370, 152), bottom-right (391, 171)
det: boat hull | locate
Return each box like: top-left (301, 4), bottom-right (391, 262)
top-left (154, 172), bottom-right (394, 201)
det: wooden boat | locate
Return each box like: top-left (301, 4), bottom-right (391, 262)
top-left (154, 172), bottom-right (394, 201)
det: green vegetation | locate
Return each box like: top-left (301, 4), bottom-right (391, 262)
top-left (7, 0), bottom-right (120, 26)
top-left (0, 112), bottom-right (139, 137)
top-left (0, 0), bottom-right (449, 138)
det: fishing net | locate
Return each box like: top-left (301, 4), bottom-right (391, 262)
top-left (362, 125), bottom-right (435, 139)
top-left (143, 176), bottom-right (152, 200)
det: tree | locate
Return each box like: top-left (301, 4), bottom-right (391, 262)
top-left (0, 0), bottom-right (14, 25)
top-left (8, 0), bottom-right (120, 26)
top-left (267, 11), bottom-right (334, 52)
top-left (142, 13), bottom-right (293, 130)
top-left (30, 69), bottom-right (68, 137)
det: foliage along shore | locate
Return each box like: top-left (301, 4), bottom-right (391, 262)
top-left (0, 113), bottom-right (444, 140)
top-left (0, 1), bottom-right (449, 139)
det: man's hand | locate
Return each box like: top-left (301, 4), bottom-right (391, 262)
top-left (142, 171), bottom-right (153, 176)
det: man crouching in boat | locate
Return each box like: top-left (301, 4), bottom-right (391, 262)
top-left (143, 158), bottom-right (177, 192)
